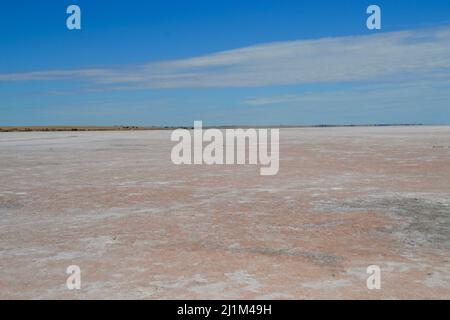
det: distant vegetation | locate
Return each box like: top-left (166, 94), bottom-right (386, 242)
top-left (0, 124), bottom-right (426, 132)
top-left (0, 126), bottom-right (156, 132)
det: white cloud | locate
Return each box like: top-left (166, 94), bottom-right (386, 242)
top-left (242, 80), bottom-right (450, 110)
top-left (1, 25), bottom-right (450, 89)
top-left (243, 95), bottom-right (301, 106)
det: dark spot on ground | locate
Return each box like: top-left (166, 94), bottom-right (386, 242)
top-left (315, 196), bottom-right (450, 250)
top-left (0, 197), bottom-right (25, 210)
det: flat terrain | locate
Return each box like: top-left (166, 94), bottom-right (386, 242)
top-left (0, 126), bottom-right (449, 299)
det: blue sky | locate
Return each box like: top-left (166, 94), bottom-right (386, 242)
top-left (1, 0), bottom-right (450, 126)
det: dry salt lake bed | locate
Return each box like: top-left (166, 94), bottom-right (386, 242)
top-left (0, 126), bottom-right (449, 299)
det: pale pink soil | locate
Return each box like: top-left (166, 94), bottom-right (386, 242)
top-left (0, 126), bottom-right (449, 299)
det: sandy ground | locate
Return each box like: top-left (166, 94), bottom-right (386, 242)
top-left (0, 126), bottom-right (449, 299)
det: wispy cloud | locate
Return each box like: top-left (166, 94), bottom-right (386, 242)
top-left (241, 80), bottom-right (450, 112)
top-left (2, 26), bottom-right (450, 89)
top-left (243, 95), bottom-right (301, 106)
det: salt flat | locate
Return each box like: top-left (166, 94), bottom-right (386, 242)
top-left (0, 126), bottom-right (449, 299)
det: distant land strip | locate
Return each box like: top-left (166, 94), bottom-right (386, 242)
top-left (0, 124), bottom-right (431, 132)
